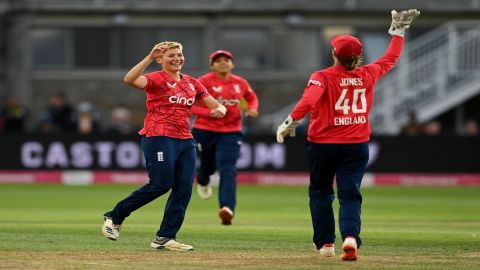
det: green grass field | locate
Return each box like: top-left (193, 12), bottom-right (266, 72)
top-left (0, 184), bottom-right (479, 269)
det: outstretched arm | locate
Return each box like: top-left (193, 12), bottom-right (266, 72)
top-left (366, 9), bottom-right (420, 80)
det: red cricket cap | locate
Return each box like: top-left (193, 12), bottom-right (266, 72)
top-left (209, 50), bottom-right (233, 64)
top-left (330, 35), bottom-right (363, 58)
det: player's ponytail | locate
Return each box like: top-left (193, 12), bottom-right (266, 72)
top-left (336, 55), bottom-right (363, 71)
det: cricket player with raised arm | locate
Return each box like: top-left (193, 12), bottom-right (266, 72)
top-left (276, 9), bottom-right (420, 260)
top-left (102, 41), bottom-right (226, 251)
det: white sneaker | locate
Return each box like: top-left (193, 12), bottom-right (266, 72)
top-left (197, 184), bottom-right (212, 200)
top-left (341, 236), bottom-right (358, 261)
top-left (219, 206), bottom-right (234, 225)
top-left (151, 236), bottom-right (194, 251)
top-left (102, 216), bottom-right (121, 241)
top-left (313, 243), bottom-right (335, 257)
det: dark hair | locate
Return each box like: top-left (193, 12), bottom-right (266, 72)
top-left (335, 54), bottom-right (363, 71)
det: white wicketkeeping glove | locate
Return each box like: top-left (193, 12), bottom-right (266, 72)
top-left (276, 115), bottom-right (300, 143)
top-left (388, 9), bottom-right (421, 37)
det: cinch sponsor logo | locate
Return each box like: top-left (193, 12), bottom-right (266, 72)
top-left (217, 98), bottom-right (240, 106)
top-left (169, 94), bottom-right (195, 106)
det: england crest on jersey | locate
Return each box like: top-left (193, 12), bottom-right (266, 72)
top-left (234, 84), bottom-right (241, 93)
top-left (188, 83), bottom-right (195, 92)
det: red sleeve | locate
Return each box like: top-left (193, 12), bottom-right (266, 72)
top-left (242, 80), bottom-right (259, 111)
top-left (364, 35), bottom-right (404, 81)
top-left (190, 79), bottom-right (212, 117)
top-left (143, 72), bottom-right (160, 93)
top-left (290, 73), bottom-right (325, 120)
top-left (190, 102), bottom-right (211, 117)
top-left (195, 80), bottom-right (210, 100)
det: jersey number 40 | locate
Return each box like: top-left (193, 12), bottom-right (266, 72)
top-left (334, 88), bottom-right (367, 115)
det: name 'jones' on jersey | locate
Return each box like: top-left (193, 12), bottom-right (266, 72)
top-left (333, 77), bottom-right (368, 126)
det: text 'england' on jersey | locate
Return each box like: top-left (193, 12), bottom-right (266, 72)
top-left (328, 75), bottom-right (371, 127)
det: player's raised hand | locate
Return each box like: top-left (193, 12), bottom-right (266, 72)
top-left (389, 9), bottom-right (421, 37)
top-left (149, 44), bottom-right (170, 60)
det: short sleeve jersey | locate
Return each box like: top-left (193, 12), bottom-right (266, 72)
top-left (192, 73), bottom-right (258, 133)
top-left (139, 71), bottom-right (210, 139)
top-left (291, 36), bottom-right (404, 143)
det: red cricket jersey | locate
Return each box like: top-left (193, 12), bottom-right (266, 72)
top-left (139, 71), bottom-right (210, 139)
top-left (290, 35), bottom-right (404, 144)
top-left (191, 73), bottom-right (258, 133)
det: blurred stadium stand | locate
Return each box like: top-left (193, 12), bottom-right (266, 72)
top-left (0, 0), bottom-right (479, 134)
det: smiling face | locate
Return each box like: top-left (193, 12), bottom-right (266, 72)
top-left (211, 55), bottom-right (234, 76)
top-left (156, 47), bottom-right (185, 74)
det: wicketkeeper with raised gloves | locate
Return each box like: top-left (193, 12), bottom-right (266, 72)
top-left (276, 9), bottom-right (420, 260)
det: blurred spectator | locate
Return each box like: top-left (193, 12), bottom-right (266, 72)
top-left (38, 113), bottom-right (55, 133)
top-left (46, 93), bottom-right (75, 132)
top-left (76, 101), bottom-right (100, 135)
top-left (463, 119), bottom-right (479, 136)
top-left (400, 111), bottom-right (422, 136)
top-left (0, 97), bottom-right (28, 132)
top-left (109, 106), bottom-right (134, 134)
top-left (422, 120), bottom-right (442, 135)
